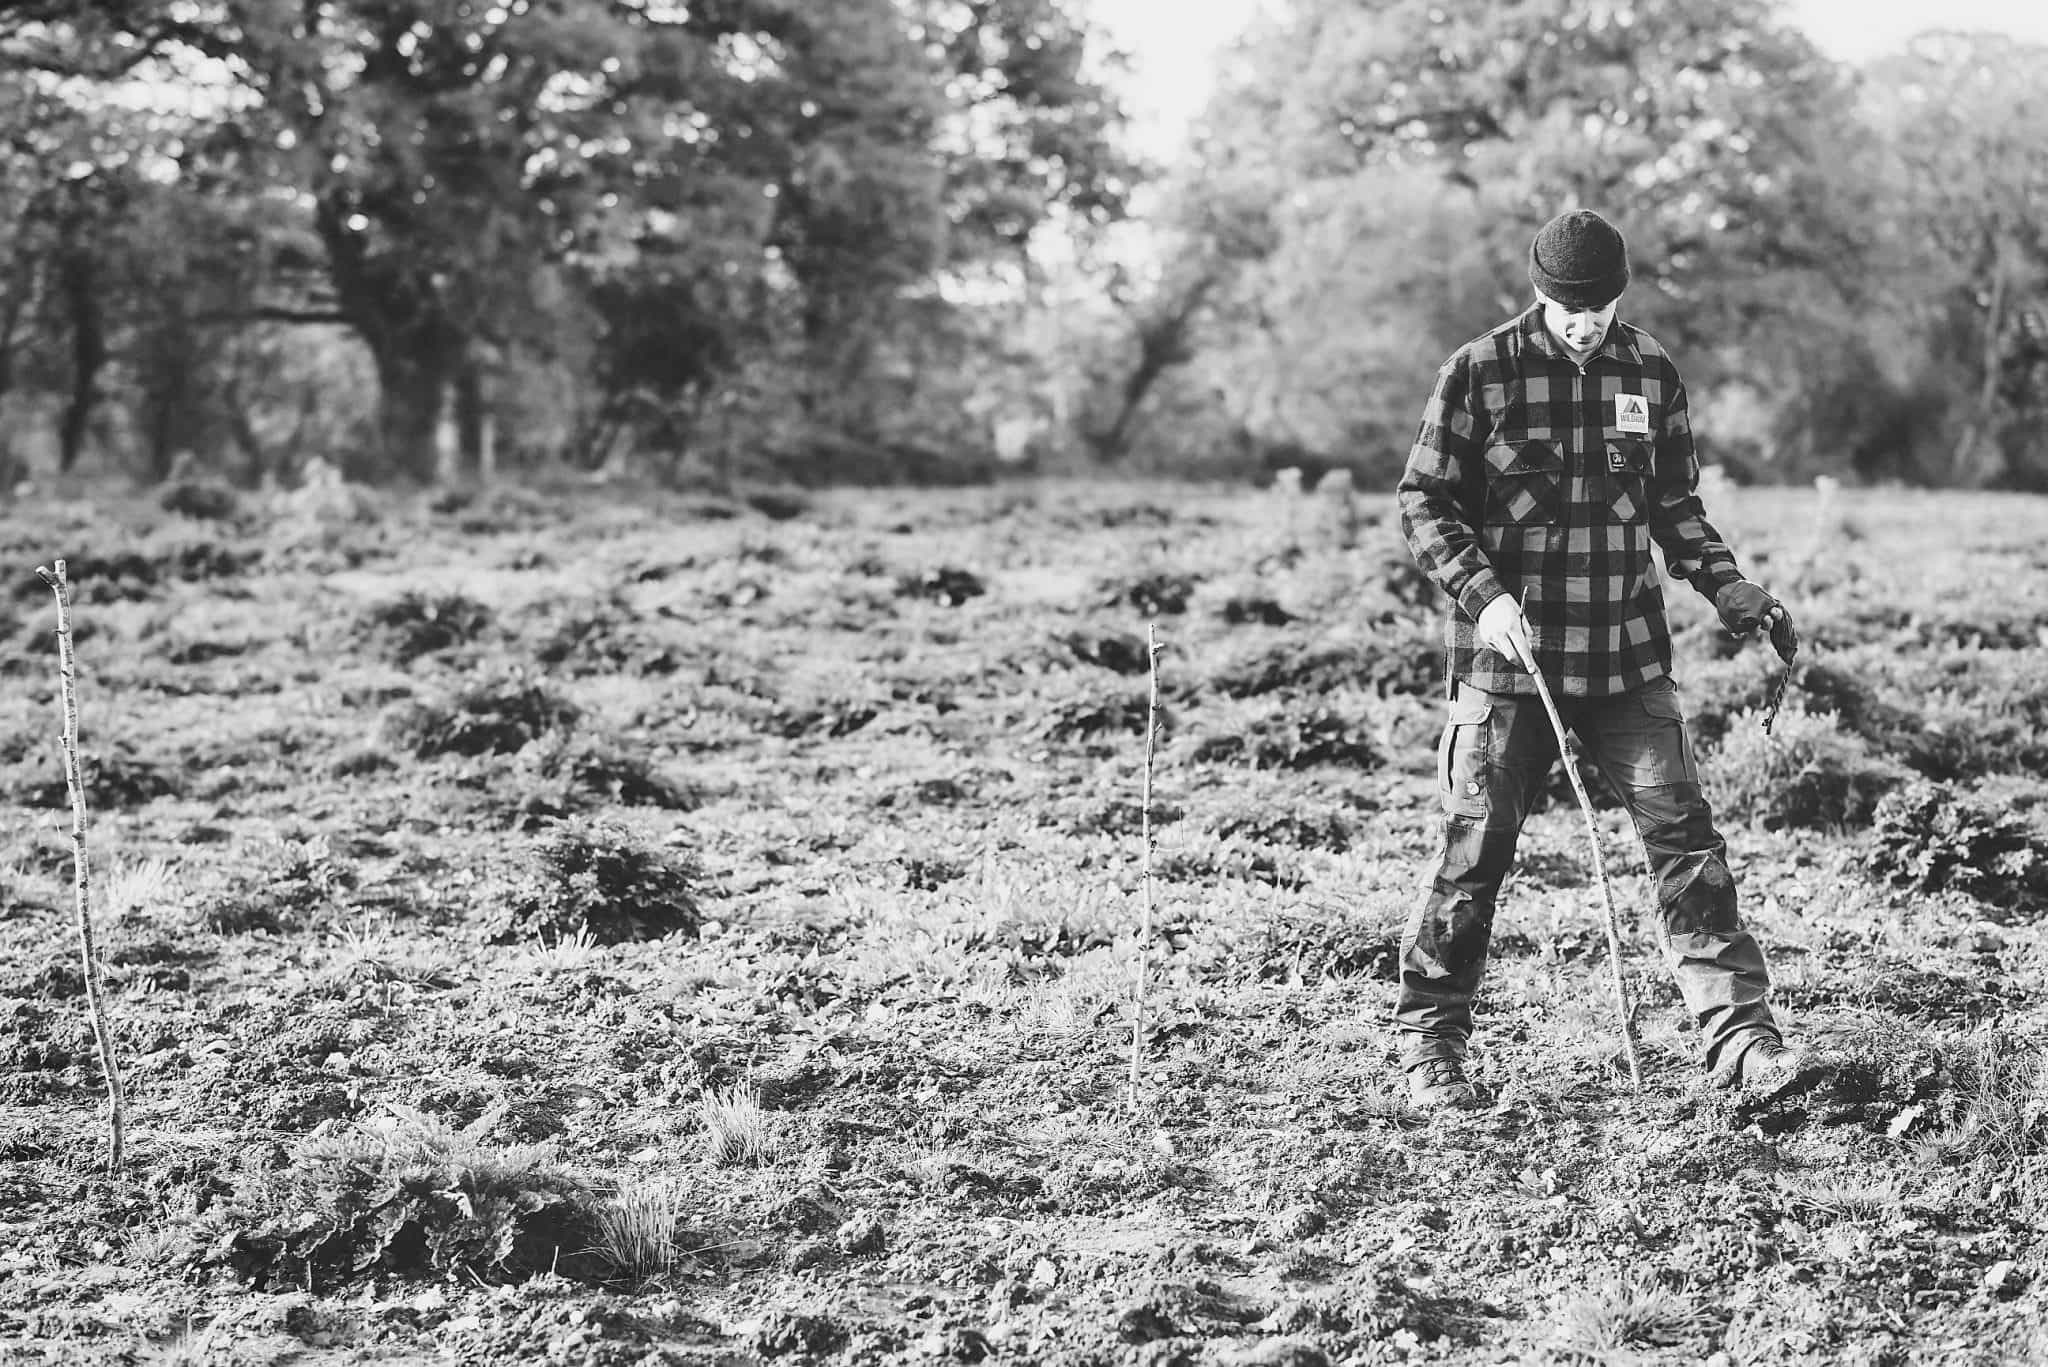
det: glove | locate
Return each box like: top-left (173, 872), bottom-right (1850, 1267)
top-left (1476, 594), bottom-right (1535, 671)
top-left (1716, 581), bottom-right (1799, 663)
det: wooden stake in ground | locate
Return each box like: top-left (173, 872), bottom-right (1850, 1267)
top-left (36, 558), bottom-right (126, 1170)
top-left (1128, 624), bottom-right (1161, 1110)
top-left (1521, 660), bottom-right (1646, 1093)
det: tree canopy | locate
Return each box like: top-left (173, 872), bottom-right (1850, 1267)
top-left (0, 0), bottom-right (1131, 481)
top-left (0, 0), bottom-right (2042, 490)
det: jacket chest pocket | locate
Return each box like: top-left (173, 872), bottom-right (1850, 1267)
top-left (1602, 440), bottom-right (1652, 525)
top-left (1480, 439), bottom-right (1562, 526)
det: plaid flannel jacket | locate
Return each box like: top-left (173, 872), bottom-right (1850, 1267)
top-left (1398, 303), bottom-right (1744, 698)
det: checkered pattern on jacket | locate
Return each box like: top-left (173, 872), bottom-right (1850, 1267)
top-left (1398, 304), bottom-right (1745, 698)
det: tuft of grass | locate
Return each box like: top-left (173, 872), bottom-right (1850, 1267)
top-left (591, 1179), bottom-right (688, 1281)
top-left (1546, 1273), bottom-right (1717, 1362)
top-left (328, 917), bottom-right (460, 988)
top-left (122, 1218), bottom-right (201, 1270)
top-left (1777, 1172), bottom-right (1904, 1222)
top-left (1943, 1030), bottom-right (2048, 1217)
top-left (103, 856), bottom-right (179, 922)
top-left (700, 1084), bottom-right (772, 1166)
top-left (512, 925), bottom-right (607, 977)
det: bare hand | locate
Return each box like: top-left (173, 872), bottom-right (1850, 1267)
top-left (1477, 594), bottom-right (1535, 672)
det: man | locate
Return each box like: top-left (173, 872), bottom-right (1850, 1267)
top-left (1394, 208), bottom-right (1801, 1110)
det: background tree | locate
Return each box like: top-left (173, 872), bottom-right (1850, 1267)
top-left (0, 0), bottom-right (1130, 483)
top-left (1116, 0), bottom-right (1880, 485)
top-left (1860, 33), bottom-right (2048, 488)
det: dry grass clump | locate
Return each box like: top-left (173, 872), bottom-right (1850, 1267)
top-left (1709, 704), bottom-right (1905, 830)
top-left (213, 1104), bottom-right (599, 1289)
top-left (384, 673), bottom-right (581, 758)
top-left (1544, 1273), bottom-right (1718, 1363)
top-left (1866, 780), bottom-right (2048, 917)
top-left (486, 818), bottom-right (701, 946)
top-left (700, 1084), bottom-right (774, 1166)
top-left (1931, 1031), bottom-right (2048, 1170)
top-left (354, 590), bottom-right (495, 664)
top-left (102, 856), bottom-right (179, 921)
top-left (1777, 1171), bottom-right (1903, 1222)
top-left (592, 1179), bottom-right (691, 1280)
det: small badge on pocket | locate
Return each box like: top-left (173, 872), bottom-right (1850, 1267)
top-left (1615, 393), bottom-right (1651, 435)
top-left (1608, 447), bottom-right (1631, 472)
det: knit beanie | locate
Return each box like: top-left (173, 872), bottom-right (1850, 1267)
top-left (1528, 210), bottom-right (1630, 309)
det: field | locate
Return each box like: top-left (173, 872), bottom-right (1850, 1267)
top-left (1, 474), bottom-right (2045, 1366)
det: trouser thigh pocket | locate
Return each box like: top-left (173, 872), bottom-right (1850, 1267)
top-left (1439, 689), bottom-right (1494, 821)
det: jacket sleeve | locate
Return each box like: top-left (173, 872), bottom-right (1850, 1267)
top-left (1647, 364), bottom-right (1745, 603)
top-left (1397, 350), bottom-right (1505, 622)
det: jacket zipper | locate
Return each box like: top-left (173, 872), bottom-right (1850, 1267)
top-left (1554, 354), bottom-right (1590, 686)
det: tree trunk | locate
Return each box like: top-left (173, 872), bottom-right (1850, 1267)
top-left (452, 359), bottom-right (495, 483)
top-left (1090, 271), bottom-right (1216, 462)
top-left (58, 249), bottom-right (105, 474)
top-left (374, 347), bottom-right (454, 482)
top-left (1954, 237), bottom-right (2011, 487)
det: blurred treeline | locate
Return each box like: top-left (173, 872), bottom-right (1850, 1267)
top-left (0, 0), bottom-right (1129, 487)
top-left (4, 1), bottom-right (2046, 492)
top-left (1112, 0), bottom-right (2048, 491)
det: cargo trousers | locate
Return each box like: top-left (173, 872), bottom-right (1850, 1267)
top-left (1394, 674), bottom-right (1779, 1081)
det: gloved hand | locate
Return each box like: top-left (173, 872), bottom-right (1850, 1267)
top-left (1477, 594), bottom-right (1535, 671)
top-left (1716, 581), bottom-right (1799, 663)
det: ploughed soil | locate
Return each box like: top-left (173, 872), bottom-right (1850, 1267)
top-left (1, 476), bottom-right (2044, 1365)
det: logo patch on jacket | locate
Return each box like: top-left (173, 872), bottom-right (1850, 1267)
top-left (1615, 393), bottom-right (1651, 435)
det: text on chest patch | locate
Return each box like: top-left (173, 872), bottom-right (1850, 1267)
top-left (1615, 393), bottom-right (1651, 435)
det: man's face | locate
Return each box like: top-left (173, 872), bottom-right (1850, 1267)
top-left (1536, 291), bottom-right (1619, 355)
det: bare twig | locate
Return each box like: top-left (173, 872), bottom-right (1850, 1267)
top-left (35, 558), bottom-right (126, 1170)
top-left (1521, 655), bottom-right (1645, 1093)
top-left (1128, 624), bottom-right (1161, 1110)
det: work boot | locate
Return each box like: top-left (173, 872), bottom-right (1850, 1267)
top-left (1406, 1057), bottom-right (1486, 1111)
top-left (1731, 1036), bottom-right (1815, 1098)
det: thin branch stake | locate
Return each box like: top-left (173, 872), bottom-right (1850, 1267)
top-left (1523, 661), bottom-right (1645, 1093)
top-left (1128, 624), bottom-right (1161, 1111)
top-left (36, 558), bottom-right (126, 1170)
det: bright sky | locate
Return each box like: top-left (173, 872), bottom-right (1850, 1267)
top-left (1088, 0), bottom-right (2048, 158)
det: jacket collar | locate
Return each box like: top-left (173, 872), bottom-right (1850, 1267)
top-left (1517, 301), bottom-right (1642, 368)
